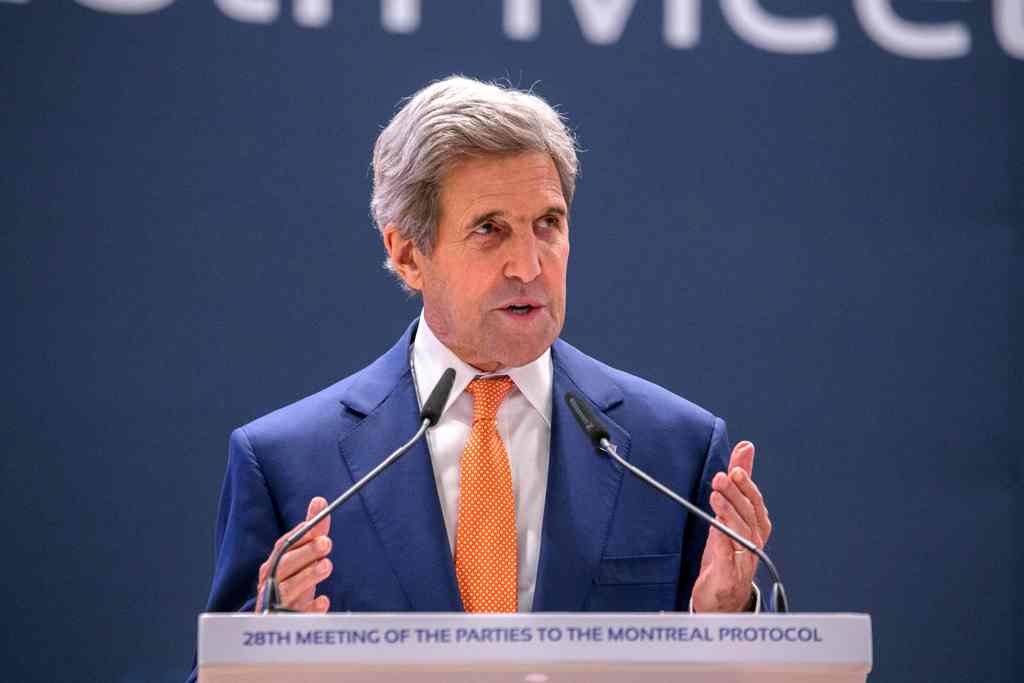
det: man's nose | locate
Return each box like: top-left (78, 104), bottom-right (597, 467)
top-left (503, 231), bottom-right (542, 283)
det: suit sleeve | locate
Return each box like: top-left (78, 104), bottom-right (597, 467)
top-left (186, 427), bottom-right (284, 683)
top-left (206, 427), bottom-right (284, 612)
top-left (675, 416), bottom-right (730, 610)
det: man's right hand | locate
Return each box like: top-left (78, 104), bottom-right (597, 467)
top-left (255, 497), bottom-right (334, 612)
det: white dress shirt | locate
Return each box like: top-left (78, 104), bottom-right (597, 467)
top-left (410, 313), bottom-right (759, 613)
top-left (410, 313), bottom-right (551, 612)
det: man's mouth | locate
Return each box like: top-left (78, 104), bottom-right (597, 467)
top-left (498, 300), bottom-right (544, 318)
top-left (504, 304), bottom-right (536, 316)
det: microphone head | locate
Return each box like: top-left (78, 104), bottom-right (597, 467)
top-left (564, 392), bottom-right (610, 448)
top-left (421, 368), bottom-right (456, 425)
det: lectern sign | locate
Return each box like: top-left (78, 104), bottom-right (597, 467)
top-left (199, 612), bottom-right (872, 682)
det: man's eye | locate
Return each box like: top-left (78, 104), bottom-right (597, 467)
top-left (540, 216), bottom-right (561, 229)
top-left (473, 222), bottom-right (497, 236)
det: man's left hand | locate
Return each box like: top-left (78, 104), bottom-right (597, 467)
top-left (691, 441), bottom-right (772, 612)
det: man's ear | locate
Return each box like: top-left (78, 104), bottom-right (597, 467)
top-left (382, 224), bottom-right (425, 291)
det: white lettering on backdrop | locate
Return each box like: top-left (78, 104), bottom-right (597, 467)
top-left (8, 0), bottom-right (1016, 60)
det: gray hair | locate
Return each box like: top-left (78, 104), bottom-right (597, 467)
top-left (371, 75), bottom-right (579, 276)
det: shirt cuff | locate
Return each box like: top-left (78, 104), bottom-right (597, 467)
top-left (688, 583), bottom-right (761, 613)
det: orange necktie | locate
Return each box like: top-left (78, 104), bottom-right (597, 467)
top-left (455, 376), bottom-right (518, 613)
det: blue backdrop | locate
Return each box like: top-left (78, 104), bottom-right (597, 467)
top-left (2, 1), bottom-right (1020, 681)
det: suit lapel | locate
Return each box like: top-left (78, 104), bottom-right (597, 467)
top-left (336, 327), bottom-right (633, 613)
top-left (532, 341), bottom-right (631, 611)
top-left (336, 322), bottom-right (461, 611)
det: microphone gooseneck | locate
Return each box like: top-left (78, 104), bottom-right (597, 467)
top-left (564, 392), bottom-right (790, 613)
top-left (260, 368), bottom-right (457, 613)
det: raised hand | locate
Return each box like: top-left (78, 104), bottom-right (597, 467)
top-left (691, 441), bottom-right (772, 613)
top-left (255, 497), bottom-right (334, 612)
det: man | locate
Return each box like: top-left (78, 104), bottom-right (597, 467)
top-left (194, 76), bottom-right (772, 654)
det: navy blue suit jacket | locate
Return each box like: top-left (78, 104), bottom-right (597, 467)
top-left (189, 320), bottom-right (731, 680)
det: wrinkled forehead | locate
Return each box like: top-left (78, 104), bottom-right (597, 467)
top-left (438, 152), bottom-right (566, 216)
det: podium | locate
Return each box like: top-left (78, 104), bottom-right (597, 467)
top-left (198, 612), bottom-right (872, 682)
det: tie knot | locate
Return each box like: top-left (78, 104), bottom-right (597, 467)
top-left (465, 376), bottom-right (515, 421)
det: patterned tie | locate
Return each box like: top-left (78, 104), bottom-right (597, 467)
top-left (455, 376), bottom-right (518, 613)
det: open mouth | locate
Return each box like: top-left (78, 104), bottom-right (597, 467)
top-left (503, 304), bottom-right (540, 317)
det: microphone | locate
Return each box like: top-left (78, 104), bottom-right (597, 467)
top-left (564, 392), bottom-right (790, 613)
top-left (260, 368), bottom-right (457, 613)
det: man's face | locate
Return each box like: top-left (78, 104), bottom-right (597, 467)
top-left (387, 151), bottom-right (570, 372)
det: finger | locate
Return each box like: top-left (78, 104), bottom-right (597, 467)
top-left (705, 525), bottom-right (734, 564)
top-left (297, 594), bottom-right (331, 613)
top-left (260, 498), bottom-right (332, 582)
top-left (711, 492), bottom-right (761, 581)
top-left (713, 471), bottom-right (759, 541)
top-left (306, 496), bottom-right (328, 521)
top-left (254, 583), bottom-right (265, 613)
top-left (279, 558), bottom-right (333, 607)
top-left (258, 582), bottom-right (320, 613)
top-left (727, 441), bottom-right (755, 476)
top-left (284, 497), bottom-right (332, 547)
top-left (702, 526), bottom-right (748, 593)
top-left (260, 531), bottom-right (330, 584)
top-left (710, 491), bottom-right (759, 549)
top-left (293, 585), bottom-right (316, 611)
top-left (274, 535), bottom-right (333, 583)
top-left (297, 496), bottom-right (332, 541)
top-left (731, 469), bottom-right (772, 542)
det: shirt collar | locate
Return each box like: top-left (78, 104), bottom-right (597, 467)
top-left (412, 311), bottom-right (552, 426)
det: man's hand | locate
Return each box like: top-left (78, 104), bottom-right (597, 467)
top-left (255, 497), bottom-right (334, 612)
top-left (691, 441), bottom-right (772, 613)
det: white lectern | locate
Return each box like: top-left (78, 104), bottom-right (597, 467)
top-left (198, 612), bottom-right (871, 682)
